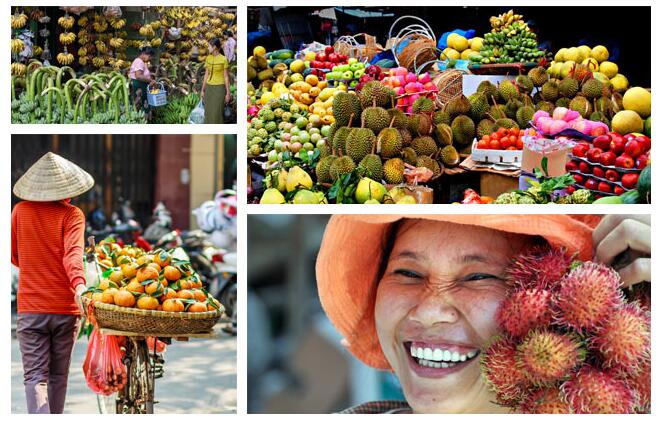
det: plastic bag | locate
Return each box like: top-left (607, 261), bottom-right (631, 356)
top-left (103, 7), bottom-right (122, 19)
top-left (83, 328), bottom-right (127, 395)
top-left (188, 100), bottom-right (205, 124)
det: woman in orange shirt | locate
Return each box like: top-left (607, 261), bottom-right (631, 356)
top-left (11, 152), bottom-right (94, 414)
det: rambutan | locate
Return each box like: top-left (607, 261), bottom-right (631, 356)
top-left (517, 330), bottom-right (585, 385)
top-left (563, 366), bottom-right (636, 413)
top-left (507, 246), bottom-right (573, 290)
top-left (624, 359), bottom-right (650, 413)
top-left (497, 288), bottom-right (554, 338)
top-left (591, 302), bottom-right (650, 372)
top-left (481, 336), bottom-right (530, 406)
top-left (518, 387), bottom-right (572, 413)
top-left (555, 262), bottom-right (623, 333)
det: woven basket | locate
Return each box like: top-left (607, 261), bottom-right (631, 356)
top-left (83, 296), bottom-right (223, 335)
top-left (433, 69), bottom-right (465, 107)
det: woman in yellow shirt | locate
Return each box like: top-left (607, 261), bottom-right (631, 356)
top-left (201, 38), bottom-right (232, 124)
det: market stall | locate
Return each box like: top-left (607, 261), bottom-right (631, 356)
top-left (11, 5), bottom-right (237, 124)
top-left (246, 7), bottom-right (651, 204)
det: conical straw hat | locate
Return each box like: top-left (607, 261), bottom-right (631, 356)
top-left (13, 152), bottom-right (95, 201)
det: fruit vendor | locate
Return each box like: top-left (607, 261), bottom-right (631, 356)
top-left (201, 38), bottom-right (232, 124)
top-left (128, 46), bottom-right (155, 114)
top-left (11, 152), bottom-right (94, 413)
top-left (315, 215), bottom-right (650, 413)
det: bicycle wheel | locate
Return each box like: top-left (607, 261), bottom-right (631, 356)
top-left (116, 338), bottom-right (154, 413)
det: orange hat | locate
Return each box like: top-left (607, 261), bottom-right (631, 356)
top-left (316, 214), bottom-right (599, 370)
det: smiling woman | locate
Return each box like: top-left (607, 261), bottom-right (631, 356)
top-left (314, 214), bottom-right (650, 414)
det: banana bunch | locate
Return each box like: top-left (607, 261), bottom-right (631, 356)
top-left (95, 40), bottom-right (108, 54)
top-left (150, 38), bottom-right (162, 47)
top-left (139, 24), bottom-right (155, 38)
top-left (111, 59), bottom-right (128, 70)
top-left (57, 52), bottom-right (75, 65)
top-left (11, 62), bottom-right (26, 76)
top-left (59, 32), bottom-right (76, 45)
top-left (79, 56), bottom-right (88, 66)
top-left (92, 56), bottom-right (105, 67)
top-left (33, 46), bottom-right (43, 57)
top-left (165, 42), bottom-right (176, 50)
top-left (210, 18), bottom-right (221, 26)
top-left (110, 18), bottom-right (126, 30)
top-left (224, 13), bottom-right (235, 21)
top-left (11, 39), bottom-right (25, 54)
top-left (11, 12), bottom-right (28, 29)
top-left (58, 15), bottom-right (75, 29)
top-left (92, 17), bottom-right (108, 33)
top-left (78, 46), bottom-right (88, 56)
top-left (150, 20), bottom-right (161, 31)
top-left (186, 20), bottom-right (201, 29)
top-left (205, 31), bottom-right (215, 40)
top-left (213, 28), bottom-right (224, 37)
top-left (78, 16), bottom-right (89, 26)
top-left (489, 10), bottom-right (525, 33)
top-left (109, 37), bottom-right (124, 48)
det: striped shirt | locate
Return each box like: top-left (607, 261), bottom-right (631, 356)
top-left (11, 200), bottom-right (86, 315)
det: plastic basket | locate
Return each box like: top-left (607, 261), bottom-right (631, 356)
top-left (147, 82), bottom-right (167, 107)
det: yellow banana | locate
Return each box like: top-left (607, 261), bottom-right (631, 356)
top-left (57, 52), bottom-right (74, 65)
top-left (11, 12), bottom-right (28, 29)
top-left (11, 39), bottom-right (25, 54)
top-left (11, 62), bottom-right (26, 76)
top-left (58, 15), bottom-right (75, 29)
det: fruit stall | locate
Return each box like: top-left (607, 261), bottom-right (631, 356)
top-left (246, 7), bottom-right (651, 204)
top-left (11, 6), bottom-right (237, 124)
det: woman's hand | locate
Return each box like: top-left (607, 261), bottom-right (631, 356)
top-left (74, 284), bottom-right (86, 314)
top-left (593, 214), bottom-right (650, 287)
top-left (225, 91), bottom-right (232, 104)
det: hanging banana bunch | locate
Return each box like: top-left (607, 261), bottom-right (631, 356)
top-left (92, 16), bottom-right (108, 33)
top-left (11, 38), bottom-right (25, 54)
top-left (59, 31), bottom-right (76, 45)
top-left (92, 56), bottom-right (105, 68)
top-left (109, 37), bottom-right (124, 48)
top-left (58, 14), bottom-right (75, 30)
top-left (78, 16), bottom-right (89, 27)
top-left (11, 10), bottom-right (28, 29)
top-left (11, 62), bottom-right (27, 76)
top-left (57, 47), bottom-right (75, 65)
top-left (139, 24), bottom-right (155, 38)
top-left (110, 18), bottom-right (126, 30)
top-left (78, 29), bottom-right (90, 45)
top-left (489, 9), bottom-right (526, 33)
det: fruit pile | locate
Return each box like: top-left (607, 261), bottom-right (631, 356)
top-left (307, 46), bottom-right (349, 73)
top-left (380, 68), bottom-right (438, 113)
top-left (482, 246), bottom-right (650, 413)
top-left (567, 132), bottom-right (651, 196)
top-left (441, 33), bottom-right (484, 61)
top-left (476, 10), bottom-right (545, 64)
top-left (532, 108), bottom-right (608, 137)
top-left (85, 240), bottom-right (222, 313)
top-left (475, 127), bottom-right (532, 151)
top-left (549, 45), bottom-right (627, 92)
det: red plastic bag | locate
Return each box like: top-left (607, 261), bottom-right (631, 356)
top-left (83, 328), bottom-right (127, 395)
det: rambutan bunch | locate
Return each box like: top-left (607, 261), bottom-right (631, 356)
top-left (481, 245), bottom-right (650, 414)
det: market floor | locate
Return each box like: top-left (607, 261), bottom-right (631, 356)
top-left (11, 322), bottom-right (237, 414)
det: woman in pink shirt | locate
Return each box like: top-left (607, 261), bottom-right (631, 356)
top-left (129, 47), bottom-right (155, 113)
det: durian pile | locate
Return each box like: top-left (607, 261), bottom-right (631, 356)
top-left (477, 10), bottom-right (545, 64)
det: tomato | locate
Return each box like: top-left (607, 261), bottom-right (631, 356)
top-left (490, 133), bottom-right (500, 141)
top-left (497, 127), bottom-right (507, 136)
top-left (500, 138), bottom-right (512, 149)
top-left (482, 135), bottom-right (490, 143)
top-left (489, 139), bottom-right (501, 150)
top-left (477, 139), bottom-right (489, 149)
top-left (516, 138), bottom-right (524, 150)
top-left (509, 128), bottom-right (519, 136)
top-left (507, 146), bottom-right (517, 150)
top-left (508, 135), bottom-right (517, 144)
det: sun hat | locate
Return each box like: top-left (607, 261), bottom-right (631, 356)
top-left (13, 152), bottom-right (95, 201)
top-left (316, 214), bottom-right (599, 370)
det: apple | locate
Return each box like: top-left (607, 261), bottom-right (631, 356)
top-left (614, 154), bottom-right (634, 169)
top-left (572, 143), bottom-right (589, 157)
top-left (565, 160), bottom-right (579, 172)
top-left (609, 133), bottom-right (626, 154)
top-left (598, 182), bottom-right (613, 193)
top-left (636, 154), bottom-right (649, 169)
top-left (605, 169), bottom-right (620, 182)
top-left (341, 71), bottom-right (353, 80)
top-left (614, 186), bottom-right (625, 195)
top-left (353, 69), bottom-right (365, 79)
top-left (573, 174), bottom-right (585, 185)
top-left (586, 147), bottom-right (603, 163)
top-left (592, 166), bottom-right (605, 178)
top-left (621, 173), bottom-right (639, 189)
top-left (347, 57), bottom-right (357, 65)
top-left (635, 135), bottom-right (651, 152)
top-left (623, 133), bottom-right (637, 143)
top-left (624, 139), bottom-right (643, 158)
top-left (592, 134), bottom-right (611, 151)
top-left (599, 151), bottom-right (616, 166)
top-left (566, 185), bottom-right (576, 194)
top-left (349, 63), bottom-right (362, 72)
top-left (585, 178), bottom-right (599, 190)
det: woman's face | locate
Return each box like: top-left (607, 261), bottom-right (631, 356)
top-left (375, 220), bottom-right (534, 413)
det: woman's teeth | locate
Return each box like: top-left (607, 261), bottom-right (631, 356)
top-left (410, 346), bottom-right (478, 363)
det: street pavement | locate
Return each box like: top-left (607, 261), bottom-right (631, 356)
top-left (11, 320), bottom-right (236, 414)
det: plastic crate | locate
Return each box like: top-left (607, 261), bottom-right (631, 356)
top-left (471, 140), bottom-right (522, 165)
top-left (147, 82), bottom-right (167, 107)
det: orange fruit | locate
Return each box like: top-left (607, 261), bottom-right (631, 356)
top-left (92, 292), bottom-right (104, 302)
top-left (101, 290), bottom-right (115, 304)
top-left (145, 281), bottom-right (164, 296)
top-left (148, 262), bottom-right (162, 273)
top-left (177, 289), bottom-right (194, 300)
top-left (163, 266), bottom-right (181, 281)
top-left (161, 287), bottom-right (178, 301)
top-left (114, 290), bottom-right (136, 307)
top-left (136, 255), bottom-right (153, 266)
top-left (179, 279), bottom-right (192, 290)
top-left (154, 251), bottom-right (171, 267)
top-left (162, 298), bottom-right (184, 312)
top-left (137, 295), bottom-right (159, 310)
top-left (192, 289), bottom-right (207, 302)
top-left (207, 297), bottom-right (222, 311)
top-left (137, 266), bottom-right (159, 282)
top-left (100, 259), bottom-right (113, 268)
top-left (116, 255), bottom-right (131, 265)
top-left (188, 302), bottom-right (208, 313)
top-left (126, 280), bottom-right (145, 294)
top-left (108, 270), bottom-right (124, 284)
top-left (121, 262), bottom-right (138, 279)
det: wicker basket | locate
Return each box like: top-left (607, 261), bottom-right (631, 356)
top-left (83, 296), bottom-right (223, 335)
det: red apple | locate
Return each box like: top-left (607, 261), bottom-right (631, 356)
top-left (635, 135), bottom-right (651, 152)
top-left (566, 185), bottom-right (576, 194)
top-left (614, 154), bottom-right (635, 169)
top-left (609, 134), bottom-right (626, 154)
top-left (599, 151), bottom-right (616, 166)
top-left (598, 182), bottom-right (613, 193)
top-left (578, 161), bottom-right (592, 174)
top-left (572, 143), bottom-right (589, 158)
top-left (573, 174), bottom-right (585, 185)
top-left (614, 186), bottom-right (625, 195)
top-left (565, 160), bottom-right (579, 172)
top-left (593, 166), bottom-right (605, 178)
top-left (605, 169), bottom-right (620, 182)
top-left (593, 135), bottom-right (611, 151)
top-left (621, 173), bottom-right (640, 189)
top-left (624, 140), bottom-right (643, 158)
top-left (623, 133), bottom-right (637, 143)
top-left (636, 154), bottom-right (649, 169)
top-left (325, 46), bottom-right (334, 55)
top-left (585, 178), bottom-right (599, 190)
top-left (586, 147), bottom-right (603, 163)
top-left (316, 52), bottom-right (326, 62)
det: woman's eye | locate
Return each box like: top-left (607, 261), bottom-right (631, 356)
top-left (393, 269), bottom-right (422, 279)
top-left (464, 273), bottom-right (500, 282)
